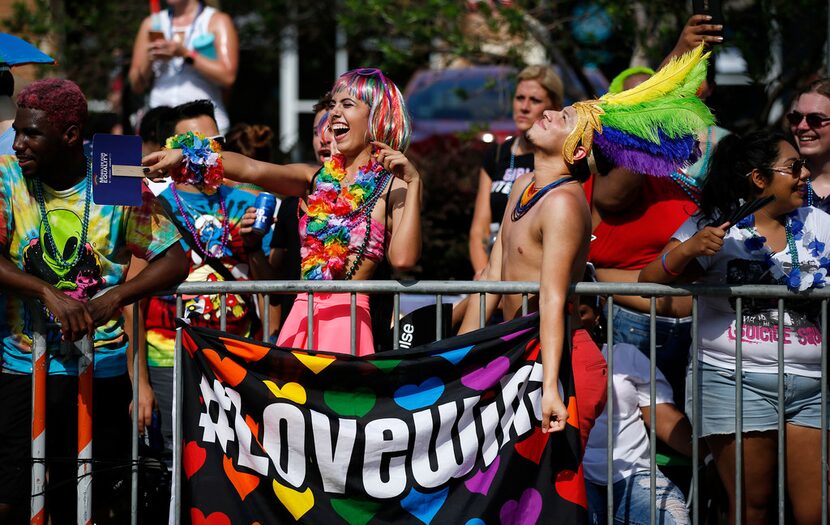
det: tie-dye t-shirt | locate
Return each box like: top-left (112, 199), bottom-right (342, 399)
top-left (145, 184), bottom-right (272, 367)
top-left (0, 155), bottom-right (180, 377)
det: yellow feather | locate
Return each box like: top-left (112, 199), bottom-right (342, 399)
top-left (600, 45), bottom-right (710, 106)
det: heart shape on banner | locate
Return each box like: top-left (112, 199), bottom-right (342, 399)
top-left (272, 480), bottom-right (315, 520)
top-left (219, 336), bottom-right (270, 362)
top-left (394, 377), bottom-right (445, 411)
top-left (514, 427), bottom-right (549, 465)
top-left (555, 464), bottom-right (588, 509)
top-left (400, 486), bottom-right (449, 525)
top-left (498, 488), bottom-right (542, 525)
top-left (264, 380), bottom-right (307, 405)
top-left (464, 456), bottom-right (501, 496)
top-left (202, 348), bottom-right (247, 387)
top-left (222, 455), bottom-right (260, 501)
top-left (183, 441), bottom-right (206, 479)
top-left (190, 508), bottom-right (231, 525)
top-left (292, 351), bottom-right (336, 374)
top-left (324, 388), bottom-right (376, 417)
top-left (461, 356), bottom-right (510, 391)
top-left (330, 497), bottom-right (382, 525)
top-left (437, 345), bottom-right (473, 365)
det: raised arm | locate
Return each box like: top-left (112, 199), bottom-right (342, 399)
top-left (639, 222), bottom-right (728, 283)
top-left (129, 16), bottom-right (154, 94)
top-left (187, 12), bottom-right (239, 89)
top-left (374, 142), bottom-right (422, 271)
top-left (143, 149), bottom-right (317, 197)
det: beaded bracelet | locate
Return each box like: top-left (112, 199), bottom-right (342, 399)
top-left (661, 251), bottom-right (681, 277)
top-left (165, 131), bottom-right (224, 193)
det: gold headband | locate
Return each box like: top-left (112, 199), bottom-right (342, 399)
top-left (562, 100), bottom-right (604, 164)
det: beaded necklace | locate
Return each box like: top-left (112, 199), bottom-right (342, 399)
top-left (170, 183), bottom-right (230, 259)
top-left (511, 176), bottom-right (575, 221)
top-left (807, 178), bottom-right (815, 207)
top-left (33, 160), bottom-right (93, 270)
top-left (301, 154), bottom-right (393, 280)
top-left (740, 212), bottom-right (803, 290)
top-left (670, 171), bottom-right (702, 207)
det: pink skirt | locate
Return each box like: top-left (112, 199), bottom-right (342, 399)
top-left (276, 293), bottom-right (375, 356)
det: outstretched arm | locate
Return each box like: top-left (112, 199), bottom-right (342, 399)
top-left (143, 149), bottom-right (316, 197)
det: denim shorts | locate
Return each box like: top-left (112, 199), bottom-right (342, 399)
top-left (610, 304), bottom-right (692, 408)
top-left (688, 361), bottom-right (828, 436)
top-left (586, 470), bottom-right (690, 525)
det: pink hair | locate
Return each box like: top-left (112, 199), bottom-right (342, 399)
top-left (331, 68), bottom-right (412, 152)
top-left (17, 78), bottom-right (87, 133)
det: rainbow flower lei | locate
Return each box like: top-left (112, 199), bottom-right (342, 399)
top-left (301, 154), bottom-right (391, 280)
top-left (165, 131), bottom-right (224, 194)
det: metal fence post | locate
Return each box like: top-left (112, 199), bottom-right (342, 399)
top-left (735, 297), bottom-right (743, 525)
top-left (173, 296), bottom-right (184, 524)
top-left (30, 313), bottom-right (47, 525)
top-left (605, 296), bottom-right (614, 525)
top-left (131, 303), bottom-right (140, 525)
top-left (77, 336), bottom-right (94, 525)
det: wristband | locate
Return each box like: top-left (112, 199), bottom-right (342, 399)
top-left (184, 50), bottom-right (197, 65)
top-left (661, 251), bottom-right (681, 277)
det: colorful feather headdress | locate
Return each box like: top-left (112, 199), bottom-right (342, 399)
top-left (563, 45), bottom-right (715, 177)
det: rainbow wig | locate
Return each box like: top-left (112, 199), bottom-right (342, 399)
top-left (563, 45), bottom-right (715, 177)
top-left (331, 68), bottom-right (412, 152)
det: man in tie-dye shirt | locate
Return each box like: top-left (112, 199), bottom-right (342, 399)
top-left (0, 79), bottom-right (188, 525)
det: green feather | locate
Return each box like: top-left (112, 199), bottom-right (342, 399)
top-left (601, 97), bottom-right (715, 144)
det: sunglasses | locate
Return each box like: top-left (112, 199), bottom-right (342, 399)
top-left (207, 134), bottom-right (225, 147)
top-left (786, 111), bottom-right (830, 128)
top-left (769, 158), bottom-right (808, 177)
top-left (353, 67), bottom-right (389, 92)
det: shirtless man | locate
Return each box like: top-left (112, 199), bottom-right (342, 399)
top-left (460, 106), bottom-right (598, 435)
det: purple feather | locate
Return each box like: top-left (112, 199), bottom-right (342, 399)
top-left (593, 128), bottom-right (700, 177)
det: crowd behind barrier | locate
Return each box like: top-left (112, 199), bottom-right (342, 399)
top-left (22, 280), bottom-right (830, 525)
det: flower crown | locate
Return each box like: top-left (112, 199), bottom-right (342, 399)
top-left (563, 45), bottom-right (715, 177)
top-left (165, 131), bottom-right (224, 193)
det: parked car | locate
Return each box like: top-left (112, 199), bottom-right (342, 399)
top-left (404, 63), bottom-right (608, 149)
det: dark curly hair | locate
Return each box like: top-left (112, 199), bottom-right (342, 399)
top-left (698, 129), bottom-right (794, 226)
top-left (224, 123), bottom-right (274, 162)
top-left (17, 78), bottom-right (87, 134)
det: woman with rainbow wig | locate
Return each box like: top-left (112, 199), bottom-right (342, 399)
top-left (145, 68), bottom-right (422, 355)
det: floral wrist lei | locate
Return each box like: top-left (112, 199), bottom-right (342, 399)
top-left (737, 211), bottom-right (830, 291)
top-left (165, 131), bottom-right (224, 194)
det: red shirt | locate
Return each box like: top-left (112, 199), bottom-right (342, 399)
top-left (585, 174), bottom-right (698, 271)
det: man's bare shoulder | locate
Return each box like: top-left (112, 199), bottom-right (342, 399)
top-left (536, 183), bottom-right (589, 219)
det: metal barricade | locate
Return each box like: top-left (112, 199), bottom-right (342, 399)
top-left (25, 280), bottom-right (830, 525)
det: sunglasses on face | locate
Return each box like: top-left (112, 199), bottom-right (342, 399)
top-left (769, 158), bottom-right (807, 177)
top-left (786, 111), bottom-right (830, 128)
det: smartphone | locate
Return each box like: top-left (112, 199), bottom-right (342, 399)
top-left (148, 30), bottom-right (165, 42)
top-left (692, 0), bottom-right (724, 28)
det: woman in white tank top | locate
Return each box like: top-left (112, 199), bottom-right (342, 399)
top-left (129, 0), bottom-right (238, 134)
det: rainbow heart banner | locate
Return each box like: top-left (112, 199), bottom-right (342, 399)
top-left (180, 313), bottom-right (588, 524)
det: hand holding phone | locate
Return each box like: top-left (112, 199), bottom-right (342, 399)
top-left (679, 12), bottom-right (724, 49)
top-left (148, 30), bottom-right (165, 42)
